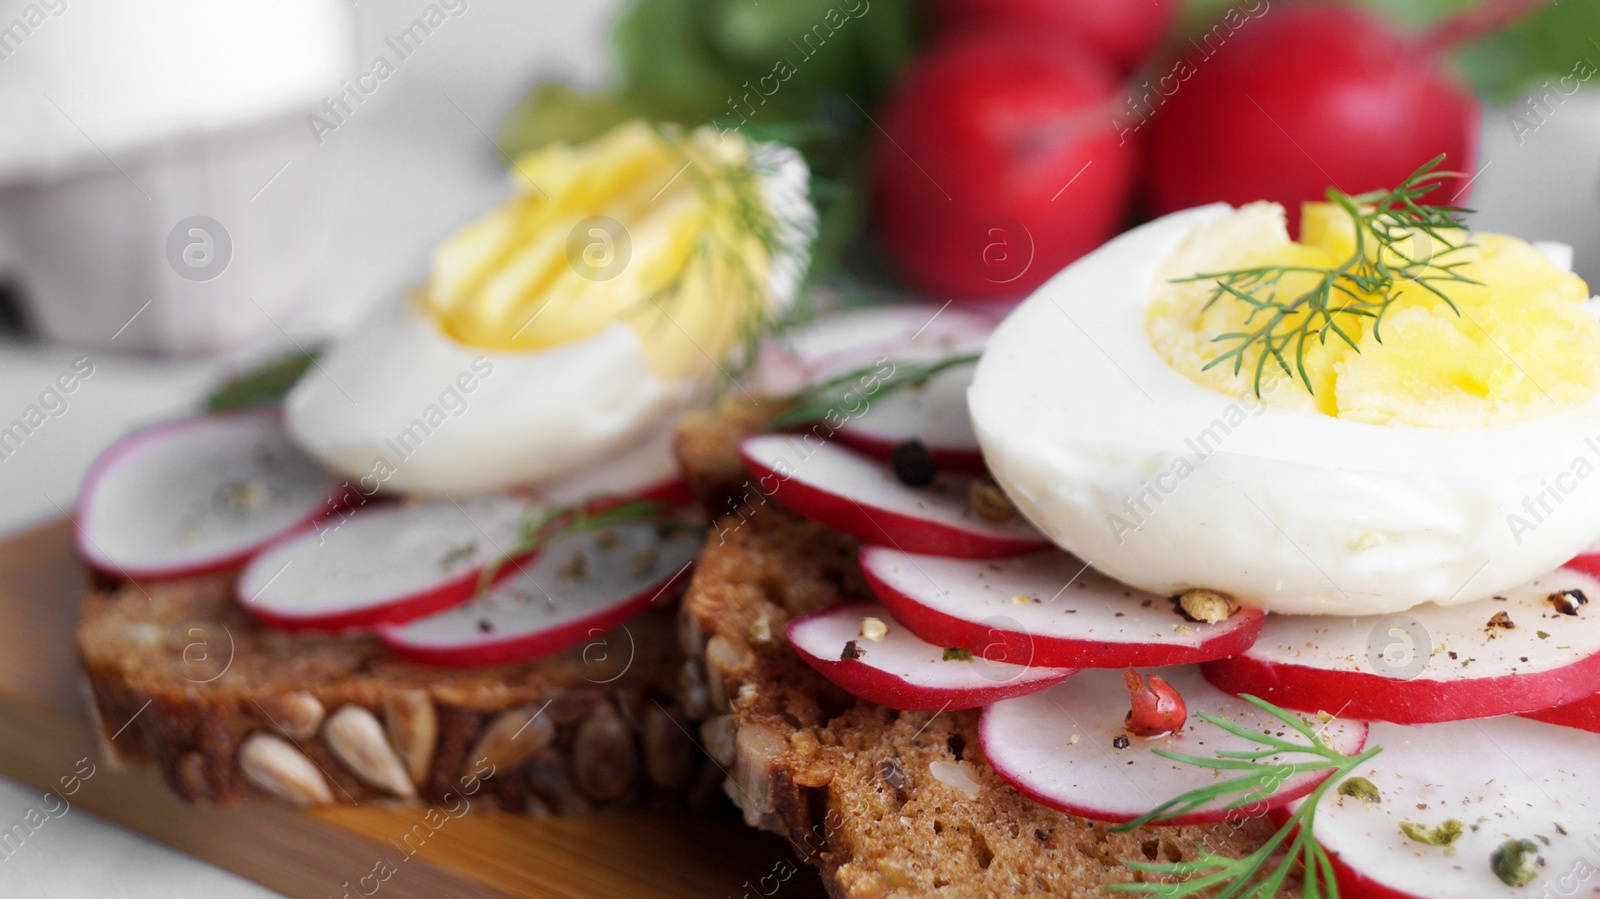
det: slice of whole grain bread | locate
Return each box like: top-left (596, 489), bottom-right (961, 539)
top-left (79, 572), bottom-right (722, 813)
top-left (671, 403), bottom-right (1281, 898)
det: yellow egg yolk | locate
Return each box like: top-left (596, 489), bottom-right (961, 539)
top-left (422, 120), bottom-right (783, 382)
top-left (1146, 202), bottom-right (1600, 427)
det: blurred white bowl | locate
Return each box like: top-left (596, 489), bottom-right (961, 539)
top-left (0, 0), bottom-right (353, 355)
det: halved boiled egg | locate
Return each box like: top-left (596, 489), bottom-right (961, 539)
top-left (287, 121), bottom-right (814, 494)
top-left (972, 201), bottom-right (1600, 615)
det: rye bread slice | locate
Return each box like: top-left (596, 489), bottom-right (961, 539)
top-left (79, 572), bottom-right (721, 813)
top-left (672, 405), bottom-right (1281, 898)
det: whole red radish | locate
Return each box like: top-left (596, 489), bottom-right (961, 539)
top-left (872, 31), bottom-right (1140, 301)
top-left (1146, 5), bottom-right (1480, 232)
top-left (928, 0), bottom-right (1179, 72)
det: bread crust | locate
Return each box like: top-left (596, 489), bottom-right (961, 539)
top-left (78, 573), bottom-right (720, 811)
top-left (674, 408), bottom-right (1284, 898)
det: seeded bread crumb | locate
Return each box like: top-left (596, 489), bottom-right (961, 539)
top-left (673, 398), bottom-right (783, 515)
top-left (674, 409), bottom-right (1284, 898)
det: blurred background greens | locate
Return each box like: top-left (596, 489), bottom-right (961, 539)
top-left (500, 0), bottom-right (1599, 291)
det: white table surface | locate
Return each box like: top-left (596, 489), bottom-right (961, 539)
top-left (0, 1), bottom-right (1597, 892)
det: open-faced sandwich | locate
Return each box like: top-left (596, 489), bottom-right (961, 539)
top-left (71, 121), bottom-right (1600, 897)
top-left (672, 161), bottom-right (1600, 898)
top-left (74, 120), bottom-right (815, 812)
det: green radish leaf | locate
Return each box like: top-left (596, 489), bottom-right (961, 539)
top-left (205, 350), bottom-right (319, 413)
top-left (1183, 0), bottom-right (1600, 104)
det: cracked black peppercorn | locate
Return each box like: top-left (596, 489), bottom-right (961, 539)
top-left (891, 439), bottom-right (938, 486)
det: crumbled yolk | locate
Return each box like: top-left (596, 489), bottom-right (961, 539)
top-left (1146, 202), bottom-right (1600, 427)
top-left (423, 120), bottom-right (782, 382)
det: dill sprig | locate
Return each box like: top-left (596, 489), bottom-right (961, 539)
top-left (763, 353), bottom-right (981, 432)
top-left (1183, 156), bottom-right (1479, 398)
top-left (1109, 694), bottom-right (1382, 899)
top-left (636, 125), bottom-right (817, 390)
top-left (476, 496), bottom-right (699, 591)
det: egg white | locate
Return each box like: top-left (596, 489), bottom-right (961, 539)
top-left (286, 142), bottom-right (813, 497)
top-left (285, 307), bottom-right (687, 495)
top-left (970, 204), bottom-right (1600, 615)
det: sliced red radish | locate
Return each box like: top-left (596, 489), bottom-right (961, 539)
top-left (740, 434), bottom-right (1048, 558)
top-left (749, 306), bottom-right (934, 396)
top-left (1203, 567), bottom-right (1600, 724)
top-left (980, 667), bottom-right (1368, 825)
top-left (1308, 716), bottom-right (1600, 898)
top-left (776, 304), bottom-right (994, 378)
top-left (833, 361), bottom-right (985, 473)
top-left (1562, 539), bottom-right (1600, 580)
top-left (1520, 691), bottom-right (1600, 733)
top-left (76, 409), bottom-right (344, 581)
top-left (380, 519), bottom-right (702, 667)
top-left (784, 305), bottom-right (993, 472)
top-left (786, 601), bottom-right (1076, 711)
top-left (537, 419), bottom-right (689, 506)
top-left (860, 546), bottom-right (1265, 668)
top-left (238, 495), bottom-right (532, 632)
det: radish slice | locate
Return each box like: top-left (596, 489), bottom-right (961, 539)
top-left (1308, 717), bottom-right (1600, 899)
top-left (76, 409), bottom-right (343, 581)
top-left (238, 496), bottom-right (531, 632)
top-left (778, 304), bottom-right (994, 377)
top-left (740, 434), bottom-right (1048, 558)
top-left (786, 601), bottom-right (1076, 711)
top-left (537, 419), bottom-right (689, 506)
top-left (860, 547), bottom-right (1265, 668)
top-left (1562, 541), bottom-right (1600, 580)
top-left (780, 305), bottom-right (994, 472)
top-left (833, 362), bottom-right (985, 473)
top-left (1203, 567), bottom-right (1600, 724)
top-left (980, 667), bottom-right (1368, 825)
top-left (1520, 691), bottom-right (1600, 733)
top-left (380, 520), bottom-right (702, 667)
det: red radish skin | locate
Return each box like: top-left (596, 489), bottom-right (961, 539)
top-left (1326, 863), bottom-right (1452, 899)
top-left (1520, 691), bottom-right (1600, 733)
top-left (860, 546), bottom-right (1265, 668)
top-left (786, 601), bottom-right (1076, 712)
top-left (1146, 5), bottom-right (1480, 233)
top-left (1561, 546), bottom-right (1600, 581)
top-left (872, 30), bottom-right (1141, 301)
top-left (1202, 567), bottom-right (1600, 724)
top-left (1305, 717), bottom-right (1600, 899)
top-left (238, 496), bottom-right (533, 633)
top-left (928, 0), bottom-right (1178, 72)
top-left (833, 432), bottom-right (985, 476)
top-left (380, 521), bottom-right (701, 668)
top-left (243, 552), bottom-right (526, 634)
top-left (75, 409), bottom-right (346, 582)
top-left (980, 667), bottom-right (1368, 825)
top-left (740, 435), bottom-right (1049, 559)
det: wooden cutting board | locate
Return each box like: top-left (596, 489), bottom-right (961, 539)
top-left (0, 520), bottom-right (825, 899)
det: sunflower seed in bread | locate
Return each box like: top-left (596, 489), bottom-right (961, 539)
top-left (468, 705), bottom-right (556, 775)
top-left (381, 690), bottom-right (437, 786)
top-left (238, 734), bottom-right (333, 805)
top-left (324, 705), bottom-right (416, 799)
